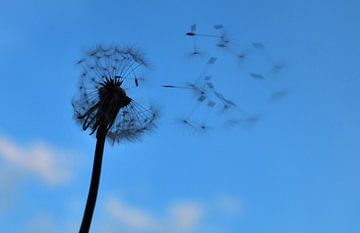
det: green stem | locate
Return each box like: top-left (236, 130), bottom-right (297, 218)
top-left (79, 125), bottom-right (107, 233)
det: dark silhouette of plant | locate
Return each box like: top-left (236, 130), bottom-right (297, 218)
top-left (72, 45), bottom-right (158, 233)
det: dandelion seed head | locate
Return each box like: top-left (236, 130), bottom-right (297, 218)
top-left (72, 45), bottom-right (157, 143)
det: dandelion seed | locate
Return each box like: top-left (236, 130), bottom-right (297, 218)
top-left (208, 57), bottom-right (217, 64)
top-left (206, 82), bottom-right (214, 89)
top-left (225, 118), bottom-right (242, 127)
top-left (185, 24), bottom-right (197, 36)
top-left (198, 123), bottom-right (212, 133)
top-left (252, 42), bottom-right (265, 49)
top-left (208, 100), bottom-right (216, 108)
top-left (174, 118), bottom-right (197, 132)
top-left (214, 24), bottom-right (224, 30)
top-left (269, 90), bottom-right (288, 101)
top-left (198, 95), bottom-right (207, 102)
top-left (272, 64), bottom-right (285, 73)
top-left (250, 73), bottom-right (265, 80)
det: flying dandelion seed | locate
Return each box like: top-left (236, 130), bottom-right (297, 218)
top-left (269, 90), bottom-right (289, 102)
top-left (185, 24), bottom-right (221, 38)
top-left (212, 90), bottom-right (237, 114)
top-left (185, 24), bottom-right (197, 36)
top-left (249, 72), bottom-right (265, 80)
top-left (225, 118), bottom-right (242, 127)
top-left (186, 24), bottom-right (265, 67)
top-left (272, 64), bottom-right (285, 73)
top-left (188, 45), bottom-right (204, 58)
top-left (168, 24), bottom-right (289, 133)
top-left (163, 55), bottom-right (239, 130)
top-left (243, 115), bottom-right (261, 127)
top-left (204, 75), bottom-right (212, 81)
top-left (185, 24), bottom-right (232, 56)
top-left (237, 51), bottom-right (248, 64)
top-left (252, 42), bottom-right (265, 49)
top-left (214, 24), bottom-right (231, 48)
top-left (72, 45), bottom-right (158, 233)
top-left (225, 114), bottom-right (261, 128)
top-left (172, 117), bottom-right (200, 133)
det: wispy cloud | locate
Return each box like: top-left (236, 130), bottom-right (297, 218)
top-left (25, 212), bottom-right (80, 233)
top-left (0, 166), bottom-right (19, 211)
top-left (0, 135), bottom-right (73, 185)
top-left (104, 197), bottom-right (204, 233)
top-left (215, 195), bottom-right (243, 215)
top-left (168, 201), bottom-right (204, 232)
top-left (26, 214), bottom-right (57, 233)
top-left (105, 197), bottom-right (161, 231)
top-left (6, 195), bottom-right (242, 233)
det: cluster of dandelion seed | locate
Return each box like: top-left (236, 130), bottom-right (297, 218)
top-left (163, 24), bottom-right (288, 131)
top-left (72, 45), bottom-right (158, 143)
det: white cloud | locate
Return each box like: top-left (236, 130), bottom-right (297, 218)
top-left (215, 195), bottom-right (243, 215)
top-left (104, 197), bottom-right (205, 233)
top-left (0, 135), bottom-right (73, 185)
top-left (26, 215), bottom-right (56, 233)
top-left (0, 167), bottom-right (19, 211)
top-left (105, 197), bottom-right (160, 231)
top-left (168, 201), bottom-right (204, 232)
top-left (5, 195), bottom-right (241, 233)
top-left (24, 212), bottom-right (80, 233)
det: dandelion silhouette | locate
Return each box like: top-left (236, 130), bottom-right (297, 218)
top-left (72, 45), bottom-right (157, 233)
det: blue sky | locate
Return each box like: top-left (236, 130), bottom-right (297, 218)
top-left (0, 0), bottom-right (359, 232)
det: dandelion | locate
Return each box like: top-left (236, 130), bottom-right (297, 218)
top-left (72, 45), bottom-right (158, 233)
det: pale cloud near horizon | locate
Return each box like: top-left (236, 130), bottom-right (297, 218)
top-left (0, 167), bottom-right (19, 211)
top-left (100, 195), bottom-right (244, 233)
top-left (18, 195), bottom-right (243, 233)
top-left (168, 201), bottom-right (204, 232)
top-left (0, 135), bottom-right (74, 185)
top-left (26, 214), bottom-right (57, 233)
top-left (104, 197), bottom-right (204, 233)
top-left (105, 197), bottom-right (161, 232)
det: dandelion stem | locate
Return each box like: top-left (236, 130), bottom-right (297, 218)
top-left (79, 124), bottom-right (107, 233)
